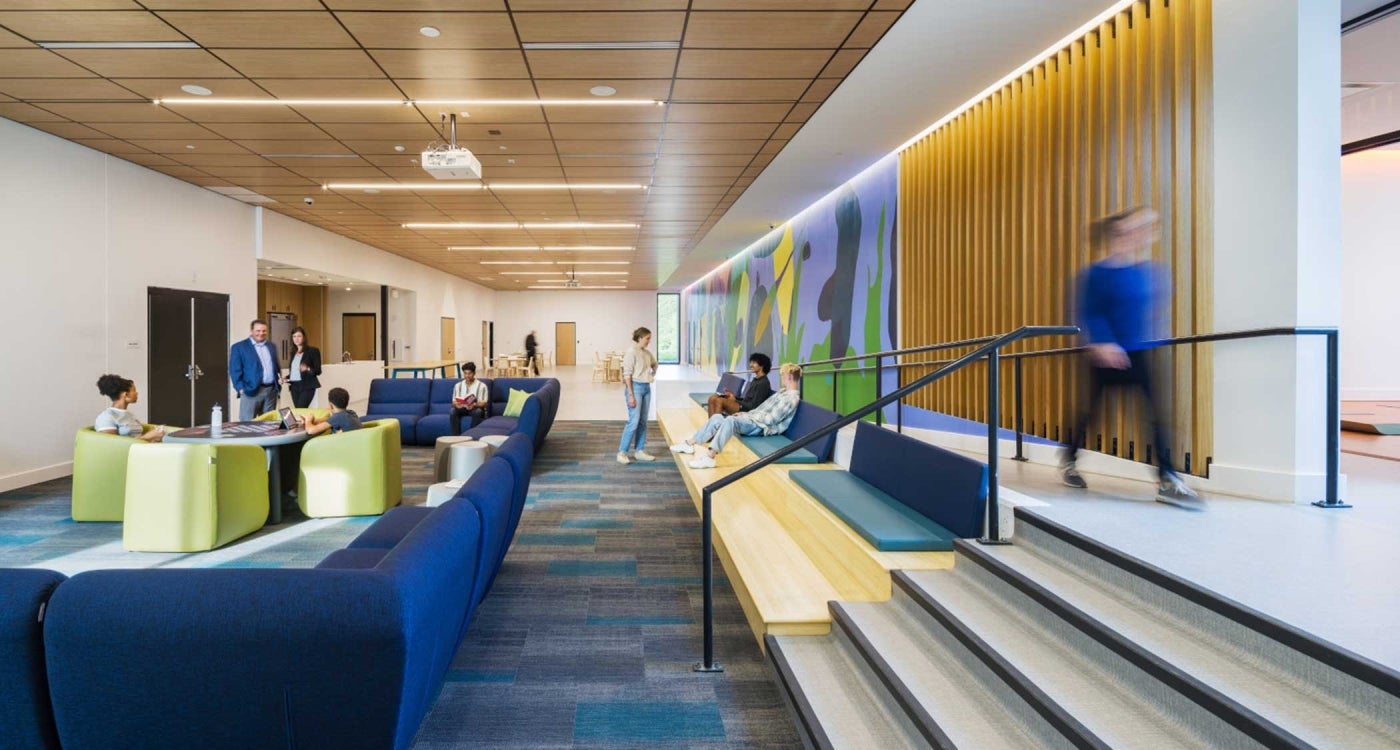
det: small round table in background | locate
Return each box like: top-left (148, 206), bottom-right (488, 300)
top-left (434, 435), bottom-right (474, 483)
top-left (165, 422), bottom-right (312, 525)
top-left (447, 441), bottom-right (489, 482)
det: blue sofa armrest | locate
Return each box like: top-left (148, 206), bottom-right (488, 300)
top-left (0, 568), bottom-right (65, 750)
top-left (44, 569), bottom-right (410, 750)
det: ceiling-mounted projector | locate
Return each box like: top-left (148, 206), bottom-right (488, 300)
top-left (421, 147), bottom-right (482, 180)
top-left (422, 113), bottom-right (482, 180)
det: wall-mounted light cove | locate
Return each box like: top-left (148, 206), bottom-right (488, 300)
top-left (896, 0), bottom-right (1138, 153)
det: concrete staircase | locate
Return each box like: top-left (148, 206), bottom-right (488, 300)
top-left (767, 507), bottom-right (1400, 749)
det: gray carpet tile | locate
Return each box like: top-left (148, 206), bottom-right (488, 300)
top-left (0, 420), bottom-right (801, 748)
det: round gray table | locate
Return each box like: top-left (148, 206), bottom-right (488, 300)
top-left (165, 421), bottom-right (313, 525)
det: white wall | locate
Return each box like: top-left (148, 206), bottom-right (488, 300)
top-left (1341, 150), bottom-right (1400, 400)
top-left (0, 118), bottom-right (257, 491)
top-left (493, 291), bottom-right (657, 365)
top-left (326, 287), bottom-right (382, 361)
top-left (259, 210), bottom-right (494, 373)
top-left (386, 287), bottom-right (417, 363)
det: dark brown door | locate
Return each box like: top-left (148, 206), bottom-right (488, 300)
top-left (148, 287), bottom-right (229, 427)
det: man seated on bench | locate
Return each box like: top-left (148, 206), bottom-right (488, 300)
top-left (672, 363), bottom-right (802, 469)
top-left (706, 352), bottom-right (774, 416)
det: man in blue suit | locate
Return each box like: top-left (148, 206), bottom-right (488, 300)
top-left (229, 319), bottom-right (282, 421)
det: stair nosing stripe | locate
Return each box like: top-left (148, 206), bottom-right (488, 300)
top-left (953, 538), bottom-right (1314, 750)
top-left (1014, 506), bottom-right (1400, 701)
top-left (830, 601), bottom-right (959, 750)
top-left (765, 633), bottom-right (836, 750)
top-left (892, 570), bottom-right (1110, 750)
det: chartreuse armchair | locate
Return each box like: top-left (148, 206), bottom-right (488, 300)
top-left (122, 443), bottom-right (269, 552)
top-left (72, 426), bottom-right (154, 521)
top-left (255, 407), bottom-right (330, 423)
top-left (296, 419), bottom-right (400, 518)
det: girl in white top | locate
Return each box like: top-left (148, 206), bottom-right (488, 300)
top-left (94, 374), bottom-right (164, 442)
top-left (618, 326), bottom-right (659, 464)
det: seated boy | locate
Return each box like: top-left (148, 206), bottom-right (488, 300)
top-left (707, 353), bottom-right (773, 416)
top-left (672, 363), bottom-right (802, 469)
top-left (301, 387), bottom-right (361, 436)
top-left (450, 362), bottom-right (489, 435)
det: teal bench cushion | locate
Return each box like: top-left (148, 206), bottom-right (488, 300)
top-left (689, 392), bottom-right (712, 407)
top-left (738, 435), bottom-right (819, 464)
top-left (788, 470), bottom-right (959, 551)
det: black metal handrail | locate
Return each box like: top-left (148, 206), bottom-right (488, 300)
top-left (693, 325), bottom-right (1078, 672)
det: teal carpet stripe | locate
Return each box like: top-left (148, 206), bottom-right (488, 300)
top-left (574, 702), bottom-right (726, 742)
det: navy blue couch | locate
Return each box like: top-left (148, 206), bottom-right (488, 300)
top-left (0, 568), bottom-right (65, 750)
top-left (367, 377), bottom-right (560, 449)
top-left (24, 437), bottom-right (538, 750)
top-left (736, 400), bottom-right (841, 464)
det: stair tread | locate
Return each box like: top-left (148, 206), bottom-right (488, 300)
top-left (772, 634), bottom-right (928, 750)
top-left (903, 568), bottom-right (1212, 750)
top-left (840, 599), bottom-right (1073, 749)
top-left (992, 539), bottom-right (1400, 748)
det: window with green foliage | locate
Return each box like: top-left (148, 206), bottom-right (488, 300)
top-left (656, 293), bottom-right (680, 364)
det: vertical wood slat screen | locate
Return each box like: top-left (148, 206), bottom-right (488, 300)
top-left (897, 0), bottom-right (1213, 474)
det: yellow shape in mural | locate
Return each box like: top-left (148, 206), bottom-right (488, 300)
top-left (774, 224), bottom-right (796, 335)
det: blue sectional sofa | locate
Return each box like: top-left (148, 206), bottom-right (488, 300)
top-left (368, 377), bottom-right (561, 448)
top-left (9, 433), bottom-right (546, 750)
top-left (788, 421), bottom-right (988, 551)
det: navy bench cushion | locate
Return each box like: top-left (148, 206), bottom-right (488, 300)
top-left (788, 470), bottom-right (958, 551)
top-left (850, 421), bottom-right (987, 539)
top-left (779, 401), bottom-right (840, 462)
top-left (0, 568), bottom-right (65, 750)
top-left (367, 378), bottom-right (431, 417)
top-left (736, 434), bottom-right (819, 463)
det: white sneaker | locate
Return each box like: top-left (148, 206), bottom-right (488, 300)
top-left (632, 450), bottom-right (655, 462)
top-left (688, 454), bottom-right (717, 469)
top-left (616, 451), bottom-right (631, 465)
top-left (670, 443), bottom-right (694, 454)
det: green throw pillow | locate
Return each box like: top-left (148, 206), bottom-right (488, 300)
top-left (504, 388), bottom-right (530, 418)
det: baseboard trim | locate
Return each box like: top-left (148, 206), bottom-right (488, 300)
top-left (1341, 389), bottom-right (1400, 401)
top-left (0, 462), bottom-right (73, 494)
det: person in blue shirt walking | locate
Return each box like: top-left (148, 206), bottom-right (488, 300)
top-left (229, 319), bottom-right (283, 422)
top-left (1060, 207), bottom-right (1198, 504)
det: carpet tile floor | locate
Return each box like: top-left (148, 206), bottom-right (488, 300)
top-left (0, 420), bottom-right (800, 749)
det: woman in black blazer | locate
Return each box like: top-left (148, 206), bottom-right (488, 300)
top-left (287, 326), bottom-right (323, 408)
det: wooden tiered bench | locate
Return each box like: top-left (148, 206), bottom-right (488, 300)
top-left (658, 406), bottom-right (953, 647)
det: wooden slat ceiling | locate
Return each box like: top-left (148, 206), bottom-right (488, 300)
top-left (0, 0), bottom-right (911, 290)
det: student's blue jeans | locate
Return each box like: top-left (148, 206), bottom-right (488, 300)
top-left (619, 381), bottom-right (651, 453)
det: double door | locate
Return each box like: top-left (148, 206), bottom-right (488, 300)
top-left (148, 287), bottom-right (229, 427)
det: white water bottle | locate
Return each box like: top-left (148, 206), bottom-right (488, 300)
top-left (211, 404), bottom-right (223, 437)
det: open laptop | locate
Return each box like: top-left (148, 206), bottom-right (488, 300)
top-left (278, 407), bottom-right (299, 431)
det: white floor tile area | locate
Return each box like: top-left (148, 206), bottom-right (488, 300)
top-left (543, 363), bottom-right (719, 421)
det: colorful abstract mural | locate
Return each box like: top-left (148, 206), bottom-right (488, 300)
top-left (683, 155), bottom-right (898, 415)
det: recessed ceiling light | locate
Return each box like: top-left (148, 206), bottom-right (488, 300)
top-left (498, 145), bottom-right (508, 150)
top-left (419, 26), bottom-right (441, 38)
top-left (184, 144), bottom-right (196, 149)
top-left (362, 188), bottom-right (380, 194)
top-left (180, 84), bottom-right (212, 96)
top-left (590, 85), bottom-right (617, 97)
top-left (459, 111), bottom-right (471, 118)
top-left (393, 145), bottom-right (405, 152)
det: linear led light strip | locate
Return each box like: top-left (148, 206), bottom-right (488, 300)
top-left (327, 183), bottom-right (647, 191)
top-left (155, 98), bottom-right (663, 107)
top-left (528, 285), bottom-right (625, 290)
top-left (478, 261), bottom-right (630, 265)
top-left (502, 271), bottom-right (628, 276)
top-left (408, 222), bottom-right (637, 229)
top-left (897, 0), bottom-right (1138, 152)
top-left (447, 245), bottom-right (633, 251)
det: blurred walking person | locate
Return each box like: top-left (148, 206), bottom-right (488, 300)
top-left (1060, 207), bottom-right (1199, 505)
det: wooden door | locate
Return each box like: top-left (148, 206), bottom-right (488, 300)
top-left (555, 321), bottom-right (577, 366)
top-left (344, 313), bottom-right (376, 361)
top-left (148, 287), bottom-right (228, 427)
top-left (441, 317), bottom-right (455, 360)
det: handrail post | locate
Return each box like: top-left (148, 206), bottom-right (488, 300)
top-left (875, 355), bottom-right (884, 427)
top-left (832, 369), bottom-right (839, 414)
top-left (694, 487), bottom-right (723, 671)
top-left (1013, 356), bottom-right (1027, 461)
top-left (1312, 330), bottom-right (1350, 508)
top-left (980, 349), bottom-right (1008, 544)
